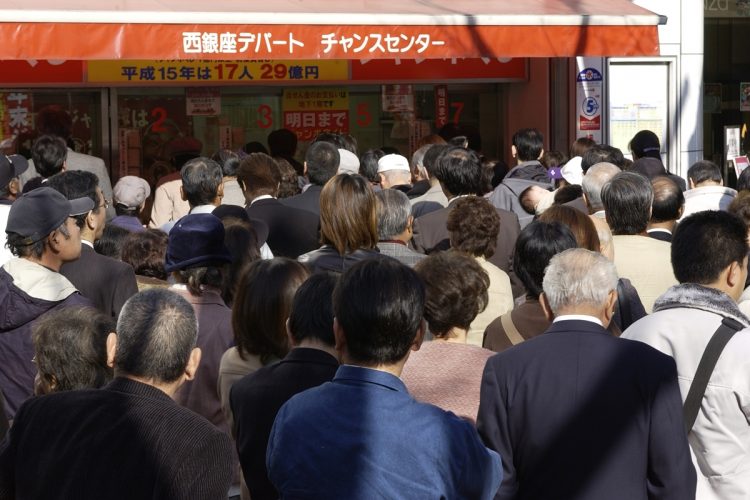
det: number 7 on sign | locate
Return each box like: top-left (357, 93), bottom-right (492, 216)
top-left (450, 102), bottom-right (464, 125)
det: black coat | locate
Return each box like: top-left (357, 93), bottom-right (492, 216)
top-left (246, 198), bottom-right (320, 258)
top-left (0, 378), bottom-right (233, 500)
top-left (230, 348), bottom-right (338, 500)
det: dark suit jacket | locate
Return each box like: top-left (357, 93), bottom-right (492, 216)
top-left (647, 229), bottom-right (673, 243)
top-left (230, 348), bottom-right (338, 500)
top-left (279, 185), bottom-right (323, 217)
top-left (477, 319), bottom-right (696, 500)
top-left (246, 198), bottom-right (319, 258)
top-left (411, 203), bottom-right (524, 296)
top-left (60, 244), bottom-right (138, 319)
top-left (0, 377), bottom-right (233, 500)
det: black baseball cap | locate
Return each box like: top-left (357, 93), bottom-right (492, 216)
top-left (6, 187), bottom-right (94, 244)
top-left (0, 154), bottom-right (29, 189)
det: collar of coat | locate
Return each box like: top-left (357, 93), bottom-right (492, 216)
top-left (653, 283), bottom-right (750, 327)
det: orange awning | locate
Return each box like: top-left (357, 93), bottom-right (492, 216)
top-left (0, 0), bottom-right (666, 61)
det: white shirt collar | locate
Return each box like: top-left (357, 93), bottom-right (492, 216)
top-left (552, 314), bottom-right (603, 327)
top-left (81, 239), bottom-right (94, 249)
top-left (647, 228), bottom-right (672, 235)
top-left (189, 204), bottom-right (217, 214)
top-left (250, 194), bottom-right (275, 206)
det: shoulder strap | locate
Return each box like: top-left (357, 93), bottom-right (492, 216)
top-left (501, 312), bottom-right (525, 346)
top-left (683, 317), bottom-right (744, 434)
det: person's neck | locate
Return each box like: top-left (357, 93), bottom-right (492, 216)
top-left (436, 327), bottom-right (468, 344)
top-left (295, 339), bottom-right (339, 360)
top-left (120, 373), bottom-right (183, 398)
top-left (429, 177), bottom-right (440, 187)
top-left (648, 220), bottom-right (675, 232)
top-left (342, 357), bottom-right (407, 378)
top-left (24, 253), bottom-right (63, 273)
top-left (694, 181), bottom-right (722, 189)
top-left (81, 231), bottom-right (96, 245)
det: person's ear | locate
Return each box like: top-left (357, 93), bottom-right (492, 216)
top-left (538, 148), bottom-right (545, 160)
top-left (179, 185), bottom-right (187, 201)
top-left (407, 215), bottom-right (414, 231)
top-left (603, 289), bottom-right (618, 325)
top-left (689, 178), bottom-right (696, 189)
top-left (216, 180), bottom-right (225, 199)
top-left (106, 332), bottom-right (117, 368)
top-left (539, 292), bottom-right (554, 322)
top-left (285, 318), bottom-right (296, 348)
top-left (677, 204), bottom-right (685, 219)
top-left (86, 210), bottom-right (97, 231)
top-left (411, 319), bottom-right (426, 352)
top-left (183, 347), bottom-right (202, 381)
top-left (303, 162), bottom-right (309, 176)
top-left (8, 178), bottom-right (19, 196)
top-left (727, 260), bottom-right (744, 289)
top-left (333, 318), bottom-right (347, 358)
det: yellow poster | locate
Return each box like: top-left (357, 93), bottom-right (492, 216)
top-left (87, 60), bottom-right (349, 84)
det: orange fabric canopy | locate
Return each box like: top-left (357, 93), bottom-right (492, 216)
top-left (0, 0), bottom-right (666, 60)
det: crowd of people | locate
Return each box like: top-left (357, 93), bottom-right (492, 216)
top-left (0, 105), bottom-right (748, 499)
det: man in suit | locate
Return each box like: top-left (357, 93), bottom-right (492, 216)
top-left (231, 273), bottom-right (339, 500)
top-left (375, 189), bottom-right (425, 267)
top-left (238, 152), bottom-right (319, 258)
top-left (0, 289), bottom-right (233, 499)
top-left (20, 105), bottom-right (115, 219)
top-left (477, 248), bottom-right (696, 500)
top-left (602, 172), bottom-right (677, 312)
top-left (267, 259), bottom-right (502, 498)
top-left (412, 146), bottom-right (522, 296)
top-left (280, 140), bottom-right (339, 217)
top-left (647, 176), bottom-right (683, 243)
top-left (48, 171), bottom-right (138, 319)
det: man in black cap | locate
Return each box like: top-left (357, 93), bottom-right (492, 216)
top-left (0, 187), bottom-right (94, 418)
top-left (0, 154), bottom-right (29, 266)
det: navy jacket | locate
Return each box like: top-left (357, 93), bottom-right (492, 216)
top-left (245, 198), bottom-right (320, 258)
top-left (268, 365), bottom-right (502, 499)
top-left (477, 319), bottom-right (696, 500)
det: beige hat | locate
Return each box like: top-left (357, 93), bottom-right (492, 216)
top-left (114, 176), bottom-right (151, 209)
top-left (377, 154), bottom-right (410, 174)
top-left (337, 149), bottom-right (360, 175)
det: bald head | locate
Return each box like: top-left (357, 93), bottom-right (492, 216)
top-left (650, 177), bottom-right (684, 223)
top-left (582, 162), bottom-right (622, 213)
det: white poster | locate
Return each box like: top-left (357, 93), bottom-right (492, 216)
top-left (575, 58), bottom-right (604, 144)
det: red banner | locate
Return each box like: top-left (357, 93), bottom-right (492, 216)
top-left (0, 60), bottom-right (84, 84)
top-left (0, 23), bottom-right (661, 60)
top-left (353, 58), bottom-right (527, 81)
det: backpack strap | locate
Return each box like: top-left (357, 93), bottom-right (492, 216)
top-left (683, 317), bottom-right (744, 433)
top-left (501, 312), bottom-right (525, 346)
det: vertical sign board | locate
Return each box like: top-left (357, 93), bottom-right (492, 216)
top-left (576, 58), bottom-right (604, 143)
top-left (435, 85), bottom-right (449, 129)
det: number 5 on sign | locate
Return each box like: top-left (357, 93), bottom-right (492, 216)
top-left (257, 105), bottom-right (273, 129)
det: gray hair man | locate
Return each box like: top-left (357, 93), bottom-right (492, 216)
top-left (601, 171), bottom-right (677, 312)
top-left (581, 162), bottom-right (621, 217)
top-left (0, 289), bottom-right (233, 499)
top-left (375, 189), bottom-right (425, 267)
top-left (478, 248), bottom-right (696, 500)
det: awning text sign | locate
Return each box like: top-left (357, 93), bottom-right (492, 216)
top-left (0, 23), bottom-right (661, 60)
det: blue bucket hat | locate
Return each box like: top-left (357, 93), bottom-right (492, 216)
top-left (165, 213), bottom-right (232, 273)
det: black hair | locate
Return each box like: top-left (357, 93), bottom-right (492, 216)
top-left (31, 135), bottom-right (68, 178)
top-left (672, 211), bottom-right (748, 284)
top-left (601, 172), bottom-right (653, 235)
top-left (737, 167), bottom-right (750, 192)
top-left (180, 157), bottom-right (223, 206)
top-left (359, 149), bottom-right (385, 184)
top-left (211, 149), bottom-right (241, 177)
top-left (581, 145), bottom-right (626, 173)
top-left (267, 129), bottom-right (297, 157)
top-left (433, 146), bottom-right (483, 196)
top-left (422, 144), bottom-right (450, 178)
top-left (651, 177), bottom-right (684, 222)
top-left (687, 160), bottom-right (722, 186)
top-left (313, 132), bottom-right (346, 149)
top-left (333, 258), bottom-right (424, 365)
top-left (553, 184), bottom-right (583, 205)
top-left (513, 221), bottom-right (578, 298)
top-left (46, 170), bottom-right (101, 228)
top-left (305, 141), bottom-right (340, 186)
top-left (512, 128), bottom-right (544, 162)
top-left (288, 272), bottom-right (339, 346)
top-left (242, 141), bottom-right (269, 155)
top-left (94, 224), bottom-right (132, 260)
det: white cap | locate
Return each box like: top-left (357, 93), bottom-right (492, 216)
top-left (561, 156), bottom-right (583, 186)
top-left (113, 175), bottom-right (151, 209)
top-left (377, 154), bottom-right (410, 174)
top-left (337, 148), bottom-right (360, 175)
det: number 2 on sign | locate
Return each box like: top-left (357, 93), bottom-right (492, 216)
top-left (257, 105), bottom-right (273, 129)
top-left (451, 102), bottom-right (464, 125)
top-left (151, 107), bottom-right (168, 132)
